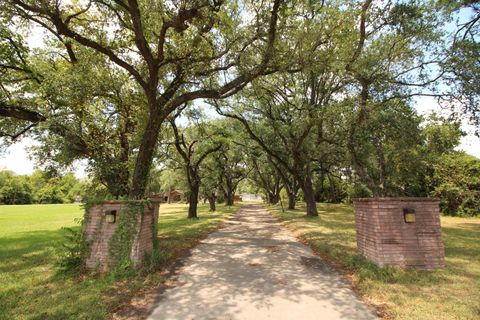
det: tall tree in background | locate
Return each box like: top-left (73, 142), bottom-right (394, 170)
top-left (247, 150), bottom-right (283, 205)
top-left (169, 114), bottom-right (221, 218)
top-left (436, 1), bottom-right (480, 131)
top-left (215, 1), bottom-right (369, 216)
top-left (0, 170), bottom-right (85, 204)
top-left (217, 68), bottom-right (347, 216)
top-left (215, 138), bottom-right (249, 206)
top-left (2, 0), bottom-right (286, 198)
top-left (199, 156), bottom-right (222, 212)
top-left (343, 0), bottom-right (448, 196)
top-left (348, 100), bottom-right (425, 196)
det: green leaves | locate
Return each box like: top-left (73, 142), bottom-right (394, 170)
top-left (430, 153), bottom-right (480, 216)
top-left (0, 169), bottom-right (85, 204)
top-left (1, 0), bottom-right (478, 202)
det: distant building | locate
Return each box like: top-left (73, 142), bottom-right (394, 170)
top-left (151, 190), bottom-right (184, 203)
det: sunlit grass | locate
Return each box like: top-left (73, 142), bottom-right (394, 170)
top-left (0, 202), bottom-right (237, 319)
top-left (269, 203), bottom-right (480, 320)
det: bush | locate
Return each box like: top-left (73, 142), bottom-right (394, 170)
top-left (315, 175), bottom-right (349, 203)
top-left (56, 219), bottom-right (89, 274)
top-left (0, 173), bottom-right (33, 204)
top-left (430, 153), bottom-right (480, 216)
top-left (346, 183), bottom-right (373, 202)
top-left (37, 184), bottom-right (65, 204)
top-left (0, 169), bottom-right (86, 205)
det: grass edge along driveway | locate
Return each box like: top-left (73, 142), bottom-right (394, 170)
top-left (0, 203), bottom-right (238, 320)
top-left (268, 203), bottom-right (480, 320)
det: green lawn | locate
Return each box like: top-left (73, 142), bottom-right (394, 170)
top-left (269, 203), bottom-right (480, 320)
top-left (0, 202), bottom-right (237, 320)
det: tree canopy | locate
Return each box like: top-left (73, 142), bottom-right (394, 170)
top-left (0, 0), bottom-right (479, 217)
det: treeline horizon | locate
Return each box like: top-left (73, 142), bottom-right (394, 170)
top-left (1, 112), bottom-right (479, 217)
top-left (0, 170), bottom-right (85, 205)
top-left (1, 1), bottom-right (479, 218)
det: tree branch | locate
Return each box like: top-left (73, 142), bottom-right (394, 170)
top-left (11, 0), bottom-right (147, 89)
top-left (0, 101), bottom-right (46, 122)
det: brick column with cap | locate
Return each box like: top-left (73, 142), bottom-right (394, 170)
top-left (84, 200), bottom-right (160, 270)
top-left (353, 198), bottom-right (445, 270)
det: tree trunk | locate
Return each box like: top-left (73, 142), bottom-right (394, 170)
top-left (317, 169), bottom-right (325, 202)
top-left (278, 169), bottom-right (298, 210)
top-left (288, 192), bottom-right (296, 210)
top-left (268, 181), bottom-right (281, 205)
top-left (347, 81), bottom-right (380, 197)
top-left (300, 175), bottom-right (318, 217)
top-left (129, 109), bottom-right (162, 199)
top-left (374, 138), bottom-right (387, 197)
top-left (208, 195), bottom-right (216, 212)
top-left (188, 182), bottom-right (200, 219)
top-left (269, 192), bottom-right (280, 205)
top-left (226, 191), bottom-right (234, 206)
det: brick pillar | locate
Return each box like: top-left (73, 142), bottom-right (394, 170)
top-left (353, 198), bottom-right (445, 270)
top-left (84, 200), bottom-right (160, 270)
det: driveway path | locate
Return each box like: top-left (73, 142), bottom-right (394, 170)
top-left (148, 204), bottom-right (377, 320)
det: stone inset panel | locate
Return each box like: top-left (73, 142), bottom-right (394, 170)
top-left (353, 198), bottom-right (445, 270)
top-left (84, 200), bottom-right (160, 270)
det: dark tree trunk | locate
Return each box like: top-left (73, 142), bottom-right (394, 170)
top-left (129, 108), bottom-right (162, 199)
top-left (188, 182), bottom-right (200, 219)
top-left (277, 167), bottom-right (298, 210)
top-left (272, 194), bottom-right (280, 205)
top-left (208, 195), bottom-right (216, 212)
top-left (226, 191), bottom-right (234, 206)
top-left (268, 192), bottom-right (280, 205)
top-left (224, 177), bottom-right (236, 206)
top-left (299, 174), bottom-right (318, 217)
top-left (288, 192), bottom-right (296, 210)
top-left (220, 188), bottom-right (228, 204)
top-left (263, 179), bottom-right (281, 205)
top-left (265, 192), bottom-right (271, 204)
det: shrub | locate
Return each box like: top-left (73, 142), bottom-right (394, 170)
top-left (345, 183), bottom-right (373, 202)
top-left (430, 153), bottom-right (480, 216)
top-left (56, 218), bottom-right (89, 274)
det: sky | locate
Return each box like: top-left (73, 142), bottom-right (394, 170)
top-left (1, 3), bottom-right (479, 178)
top-left (414, 96), bottom-right (480, 157)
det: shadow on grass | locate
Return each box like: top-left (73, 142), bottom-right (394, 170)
top-left (0, 226), bottom-right (115, 320)
top-left (0, 204), bottom-right (238, 320)
top-left (269, 203), bottom-right (478, 286)
top-left (269, 202), bottom-right (480, 319)
top-left (0, 228), bottom-right (71, 272)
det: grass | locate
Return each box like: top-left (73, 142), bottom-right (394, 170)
top-left (0, 202), bottom-right (237, 320)
top-left (268, 203), bottom-right (480, 320)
